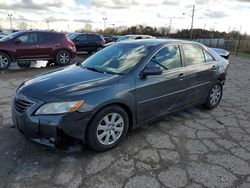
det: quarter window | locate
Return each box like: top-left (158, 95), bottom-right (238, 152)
top-left (182, 44), bottom-right (205, 66)
top-left (18, 33), bottom-right (38, 43)
top-left (86, 34), bottom-right (97, 40)
top-left (203, 50), bottom-right (215, 62)
top-left (147, 45), bottom-right (181, 70)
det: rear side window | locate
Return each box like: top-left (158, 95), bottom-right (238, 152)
top-left (203, 50), bottom-right (215, 62)
top-left (39, 33), bottom-right (55, 42)
top-left (182, 44), bottom-right (205, 66)
top-left (147, 45), bottom-right (181, 70)
top-left (86, 34), bottom-right (98, 40)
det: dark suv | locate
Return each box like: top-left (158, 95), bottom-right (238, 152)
top-left (68, 33), bottom-right (105, 53)
top-left (0, 30), bottom-right (76, 69)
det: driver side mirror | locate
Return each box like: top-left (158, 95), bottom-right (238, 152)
top-left (14, 38), bottom-right (22, 44)
top-left (141, 66), bottom-right (162, 78)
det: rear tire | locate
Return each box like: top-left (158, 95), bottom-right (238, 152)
top-left (0, 52), bottom-right (11, 69)
top-left (87, 105), bottom-right (129, 152)
top-left (203, 82), bottom-right (223, 110)
top-left (96, 46), bottom-right (103, 52)
top-left (17, 61), bottom-right (31, 68)
top-left (56, 50), bottom-right (71, 65)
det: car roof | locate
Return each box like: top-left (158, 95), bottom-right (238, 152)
top-left (123, 34), bottom-right (152, 37)
top-left (15, 30), bottom-right (64, 35)
top-left (118, 39), bottom-right (205, 47)
top-left (119, 38), bottom-right (194, 45)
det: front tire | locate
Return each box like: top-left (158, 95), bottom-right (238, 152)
top-left (87, 105), bottom-right (129, 152)
top-left (56, 50), bottom-right (71, 65)
top-left (0, 52), bottom-right (11, 69)
top-left (203, 82), bottom-right (223, 109)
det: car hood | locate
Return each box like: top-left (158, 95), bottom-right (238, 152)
top-left (19, 65), bottom-right (116, 101)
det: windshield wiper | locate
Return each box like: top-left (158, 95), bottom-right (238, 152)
top-left (83, 65), bottom-right (124, 75)
top-left (102, 69), bottom-right (124, 75)
top-left (83, 66), bottom-right (105, 74)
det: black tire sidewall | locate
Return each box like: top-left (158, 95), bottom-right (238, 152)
top-left (204, 82), bottom-right (223, 109)
top-left (56, 50), bottom-right (71, 65)
top-left (96, 46), bottom-right (102, 52)
top-left (0, 52), bottom-right (11, 69)
top-left (87, 106), bottom-right (129, 152)
top-left (17, 61), bottom-right (31, 68)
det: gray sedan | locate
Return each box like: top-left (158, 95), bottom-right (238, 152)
top-left (12, 39), bottom-right (229, 151)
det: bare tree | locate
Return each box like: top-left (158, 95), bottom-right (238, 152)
top-left (84, 23), bottom-right (93, 32)
top-left (18, 22), bottom-right (28, 30)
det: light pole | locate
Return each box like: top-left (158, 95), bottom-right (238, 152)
top-left (168, 18), bottom-right (172, 37)
top-left (8, 14), bottom-right (13, 30)
top-left (183, 5), bottom-right (195, 40)
top-left (46, 20), bottom-right (50, 30)
top-left (103, 17), bottom-right (107, 31)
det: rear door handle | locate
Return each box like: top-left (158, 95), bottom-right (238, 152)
top-left (32, 45), bottom-right (39, 48)
top-left (178, 73), bottom-right (185, 80)
top-left (212, 65), bottom-right (217, 71)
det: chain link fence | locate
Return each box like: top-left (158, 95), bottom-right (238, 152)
top-left (195, 36), bottom-right (250, 58)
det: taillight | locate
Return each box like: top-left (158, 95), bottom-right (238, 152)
top-left (69, 40), bottom-right (75, 47)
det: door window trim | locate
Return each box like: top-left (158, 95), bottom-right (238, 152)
top-left (138, 43), bottom-right (183, 77)
top-left (181, 43), bottom-right (207, 67)
top-left (202, 49), bottom-right (216, 63)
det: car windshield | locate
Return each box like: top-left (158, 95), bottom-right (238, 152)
top-left (0, 32), bottom-right (22, 41)
top-left (67, 33), bottom-right (80, 40)
top-left (81, 43), bottom-right (149, 75)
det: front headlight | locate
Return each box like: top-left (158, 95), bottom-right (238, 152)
top-left (35, 100), bottom-right (84, 115)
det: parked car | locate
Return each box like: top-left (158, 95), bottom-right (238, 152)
top-left (104, 34), bottom-right (156, 47)
top-left (0, 30), bottom-right (76, 69)
top-left (117, 34), bottom-right (155, 42)
top-left (0, 34), bottom-right (7, 39)
top-left (12, 39), bottom-right (229, 151)
top-left (102, 35), bottom-right (118, 43)
top-left (68, 33), bottom-right (105, 53)
top-left (210, 48), bottom-right (230, 59)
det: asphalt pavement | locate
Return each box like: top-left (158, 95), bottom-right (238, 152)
top-left (0, 56), bottom-right (250, 188)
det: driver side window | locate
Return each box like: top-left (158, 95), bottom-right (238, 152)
top-left (147, 45), bottom-right (181, 71)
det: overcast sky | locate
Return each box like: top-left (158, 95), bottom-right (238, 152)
top-left (0, 0), bottom-right (249, 34)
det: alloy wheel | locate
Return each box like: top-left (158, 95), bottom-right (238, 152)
top-left (0, 55), bottom-right (9, 68)
top-left (96, 113), bottom-right (124, 145)
top-left (210, 84), bottom-right (222, 105)
top-left (59, 52), bottom-right (70, 64)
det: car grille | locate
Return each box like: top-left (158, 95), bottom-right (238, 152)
top-left (13, 98), bottom-right (33, 113)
